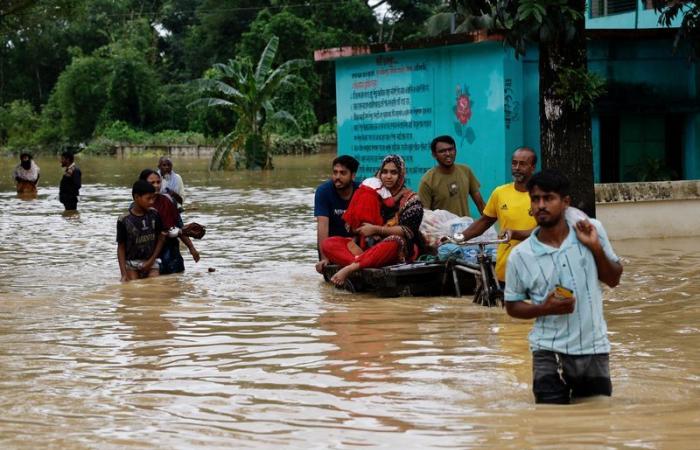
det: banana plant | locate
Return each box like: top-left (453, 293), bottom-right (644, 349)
top-left (190, 36), bottom-right (309, 170)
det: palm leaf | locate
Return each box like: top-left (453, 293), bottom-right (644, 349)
top-left (187, 97), bottom-right (234, 109)
top-left (209, 129), bottom-right (242, 171)
top-left (191, 78), bottom-right (245, 99)
top-left (255, 36), bottom-right (279, 84)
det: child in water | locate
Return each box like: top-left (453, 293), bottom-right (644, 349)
top-left (342, 176), bottom-right (395, 254)
top-left (116, 180), bottom-right (166, 281)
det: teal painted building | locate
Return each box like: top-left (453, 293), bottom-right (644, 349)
top-left (315, 2), bottom-right (699, 194)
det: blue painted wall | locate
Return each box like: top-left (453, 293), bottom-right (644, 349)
top-left (586, 1), bottom-right (683, 29)
top-left (336, 42), bottom-right (525, 200)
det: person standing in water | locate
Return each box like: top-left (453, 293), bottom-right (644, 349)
top-left (157, 156), bottom-right (184, 207)
top-left (504, 169), bottom-right (623, 404)
top-left (59, 151), bottom-right (81, 211)
top-left (14, 153), bottom-right (40, 196)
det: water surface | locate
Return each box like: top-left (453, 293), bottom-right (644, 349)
top-left (0, 154), bottom-right (698, 449)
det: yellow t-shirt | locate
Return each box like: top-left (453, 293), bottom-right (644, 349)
top-left (482, 183), bottom-right (536, 281)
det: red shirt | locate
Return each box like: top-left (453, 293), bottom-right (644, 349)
top-left (152, 194), bottom-right (179, 229)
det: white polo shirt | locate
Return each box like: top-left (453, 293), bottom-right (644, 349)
top-left (504, 219), bottom-right (620, 355)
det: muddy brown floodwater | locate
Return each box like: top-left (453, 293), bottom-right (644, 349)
top-left (0, 154), bottom-right (698, 449)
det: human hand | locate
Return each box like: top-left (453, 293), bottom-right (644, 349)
top-left (499, 229), bottom-right (512, 241)
top-left (315, 258), bottom-right (329, 274)
top-left (357, 223), bottom-right (379, 237)
top-left (574, 219), bottom-right (600, 250)
top-left (141, 259), bottom-right (154, 272)
top-left (542, 290), bottom-right (576, 315)
top-left (190, 248), bottom-right (200, 262)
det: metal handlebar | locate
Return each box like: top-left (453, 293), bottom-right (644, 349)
top-left (444, 233), bottom-right (510, 246)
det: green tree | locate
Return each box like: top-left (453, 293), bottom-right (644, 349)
top-left (428, 0), bottom-right (600, 217)
top-left (653, 1), bottom-right (700, 57)
top-left (191, 36), bottom-right (309, 170)
top-left (0, 99), bottom-right (40, 149)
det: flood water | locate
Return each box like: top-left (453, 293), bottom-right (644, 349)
top-left (0, 154), bottom-right (698, 449)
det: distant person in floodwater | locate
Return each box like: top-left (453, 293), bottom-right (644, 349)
top-left (504, 169), bottom-right (623, 404)
top-left (314, 155), bottom-right (360, 274)
top-left (322, 154), bottom-right (424, 288)
top-left (117, 180), bottom-right (166, 281)
top-left (59, 151), bottom-right (81, 211)
top-left (157, 156), bottom-right (184, 207)
top-left (14, 153), bottom-right (40, 196)
top-left (139, 169), bottom-right (200, 274)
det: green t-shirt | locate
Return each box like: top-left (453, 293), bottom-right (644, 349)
top-left (418, 164), bottom-right (481, 217)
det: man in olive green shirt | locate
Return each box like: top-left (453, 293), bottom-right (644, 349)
top-left (418, 135), bottom-right (485, 217)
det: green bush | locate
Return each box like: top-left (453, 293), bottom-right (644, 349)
top-left (270, 134), bottom-right (324, 155)
top-left (0, 100), bottom-right (41, 151)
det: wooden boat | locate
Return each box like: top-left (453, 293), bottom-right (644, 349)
top-left (323, 259), bottom-right (479, 298)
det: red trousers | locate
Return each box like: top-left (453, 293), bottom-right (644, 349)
top-left (322, 236), bottom-right (401, 269)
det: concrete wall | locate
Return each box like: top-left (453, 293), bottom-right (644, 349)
top-left (595, 180), bottom-right (700, 239)
top-left (114, 145), bottom-right (215, 158)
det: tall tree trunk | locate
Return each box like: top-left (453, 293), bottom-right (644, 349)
top-left (538, 0), bottom-right (596, 218)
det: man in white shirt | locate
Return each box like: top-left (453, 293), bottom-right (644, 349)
top-left (157, 156), bottom-right (184, 207)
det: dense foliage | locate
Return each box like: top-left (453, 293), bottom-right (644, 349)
top-left (0, 0), bottom-right (438, 158)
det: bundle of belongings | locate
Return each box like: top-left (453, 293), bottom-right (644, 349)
top-left (420, 209), bottom-right (497, 264)
top-left (183, 222), bottom-right (206, 239)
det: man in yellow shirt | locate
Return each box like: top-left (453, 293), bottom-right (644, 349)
top-left (460, 147), bottom-right (537, 283)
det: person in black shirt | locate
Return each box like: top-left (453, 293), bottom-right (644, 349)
top-left (117, 180), bottom-right (166, 281)
top-left (59, 151), bottom-right (82, 211)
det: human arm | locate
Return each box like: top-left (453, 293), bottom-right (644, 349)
top-left (505, 292), bottom-right (576, 319)
top-left (142, 233), bottom-right (166, 272)
top-left (461, 214), bottom-right (497, 241)
top-left (179, 233), bottom-right (200, 262)
top-left (417, 179), bottom-right (432, 210)
top-left (315, 216), bottom-right (330, 273)
top-left (470, 190), bottom-right (486, 216)
top-left (357, 194), bottom-right (423, 239)
top-left (500, 227), bottom-right (534, 241)
top-left (73, 168), bottom-right (82, 190)
top-left (117, 242), bottom-right (128, 282)
top-left (575, 220), bottom-right (623, 287)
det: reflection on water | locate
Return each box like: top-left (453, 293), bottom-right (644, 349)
top-left (0, 155), bottom-right (699, 448)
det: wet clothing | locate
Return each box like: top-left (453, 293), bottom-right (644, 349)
top-left (14, 160), bottom-right (40, 183)
top-left (532, 350), bottom-right (612, 404)
top-left (418, 164), bottom-right (481, 218)
top-left (314, 180), bottom-right (360, 238)
top-left (482, 183), bottom-right (537, 281)
top-left (505, 218), bottom-right (619, 404)
top-left (59, 164), bottom-right (81, 210)
top-left (321, 236), bottom-right (401, 269)
top-left (150, 193), bottom-right (185, 275)
top-left (116, 208), bottom-right (163, 262)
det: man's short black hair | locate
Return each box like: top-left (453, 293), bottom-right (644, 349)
top-left (61, 151), bottom-right (74, 163)
top-left (132, 179), bottom-right (155, 197)
top-left (139, 169), bottom-right (158, 181)
top-left (20, 152), bottom-right (32, 160)
top-left (430, 135), bottom-right (456, 153)
top-left (514, 146), bottom-right (537, 166)
top-left (527, 169), bottom-right (570, 197)
top-left (332, 155), bottom-right (359, 173)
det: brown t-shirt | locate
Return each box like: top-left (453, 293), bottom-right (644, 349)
top-left (418, 164), bottom-right (481, 217)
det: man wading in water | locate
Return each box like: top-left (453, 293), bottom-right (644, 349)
top-left (504, 169), bottom-right (622, 404)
